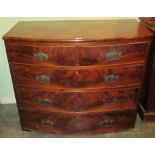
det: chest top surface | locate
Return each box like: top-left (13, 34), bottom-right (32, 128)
top-left (3, 20), bottom-right (153, 42)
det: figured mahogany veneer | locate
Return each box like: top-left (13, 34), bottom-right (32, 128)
top-left (10, 64), bottom-right (144, 89)
top-left (6, 42), bottom-right (148, 66)
top-left (15, 87), bottom-right (140, 112)
top-left (19, 109), bottom-right (136, 134)
top-left (79, 42), bottom-right (148, 66)
top-left (3, 20), bottom-right (153, 134)
top-left (6, 44), bottom-right (77, 66)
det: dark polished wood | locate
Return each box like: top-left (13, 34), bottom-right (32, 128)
top-left (139, 17), bottom-right (155, 27)
top-left (10, 63), bottom-right (144, 89)
top-left (3, 20), bottom-right (153, 134)
top-left (15, 86), bottom-right (139, 112)
top-left (138, 104), bottom-right (155, 121)
top-left (19, 109), bottom-right (136, 134)
top-left (139, 17), bottom-right (155, 121)
top-left (6, 43), bottom-right (78, 66)
top-left (79, 42), bottom-right (149, 66)
top-left (6, 41), bottom-right (149, 67)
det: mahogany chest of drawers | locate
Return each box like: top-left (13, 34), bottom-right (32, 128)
top-left (3, 20), bottom-right (152, 134)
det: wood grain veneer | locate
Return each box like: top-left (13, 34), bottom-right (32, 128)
top-left (15, 86), bottom-right (140, 112)
top-left (3, 20), bottom-right (153, 134)
top-left (19, 109), bottom-right (136, 134)
top-left (10, 63), bottom-right (144, 89)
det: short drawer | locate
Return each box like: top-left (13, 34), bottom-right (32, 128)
top-left (10, 64), bottom-right (144, 89)
top-left (20, 109), bottom-right (136, 134)
top-left (15, 87), bottom-right (139, 112)
top-left (6, 43), bottom-right (77, 66)
top-left (79, 42), bottom-right (149, 66)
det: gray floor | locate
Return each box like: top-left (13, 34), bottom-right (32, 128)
top-left (0, 104), bottom-right (155, 138)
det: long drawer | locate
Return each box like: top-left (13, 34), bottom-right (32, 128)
top-left (6, 41), bottom-right (149, 66)
top-left (10, 64), bottom-right (144, 89)
top-left (15, 87), bottom-right (139, 112)
top-left (20, 109), bottom-right (136, 134)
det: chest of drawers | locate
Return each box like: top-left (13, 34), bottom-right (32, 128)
top-left (3, 20), bottom-right (152, 134)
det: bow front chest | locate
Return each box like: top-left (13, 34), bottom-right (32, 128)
top-left (3, 20), bottom-right (152, 134)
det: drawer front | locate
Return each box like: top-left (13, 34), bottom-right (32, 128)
top-left (15, 87), bottom-right (139, 112)
top-left (20, 110), bottom-right (136, 134)
top-left (6, 42), bottom-right (149, 67)
top-left (6, 44), bottom-right (77, 66)
top-left (79, 42), bottom-right (149, 66)
top-left (10, 64), bottom-right (144, 89)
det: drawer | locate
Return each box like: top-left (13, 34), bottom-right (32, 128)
top-left (6, 43), bottom-right (77, 66)
top-left (20, 109), bottom-right (136, 134)
top-left (79, 42), bottom-right (149, 66)
top-left (15, 87), bottom-right (139, 112)
top-left (6, 42), bottom-right (149, 67)
top-left (11, 64), bottom-right (144, 89)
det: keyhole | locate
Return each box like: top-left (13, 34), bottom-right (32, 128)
top-left (76, 71), bottom-right (79, 76)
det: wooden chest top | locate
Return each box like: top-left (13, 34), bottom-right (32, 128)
top-left (3, 20), bottom-right (153, 42)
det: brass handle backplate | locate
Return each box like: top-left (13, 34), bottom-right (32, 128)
top-left (36, 75), bottom-right (50, 83)
top-left (106, 51), bottom-right (121, 61)
top-left (33, 51), bottom-right (48, 61)
top-left (41, 119), bottom-right (53, 127)
top-left (101, 119), bottom-right (114, 127)
top-left (105, 74), bottom-right (119, 83)
top-left (39, 98), bottom-right (52, 105)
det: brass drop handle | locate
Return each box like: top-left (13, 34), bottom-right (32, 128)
top-left (105, 74), bottom-right (119, 83)
top-left (101, 119), bottom-right (114, 127)
top-left (39, 98), bottom-right (52, 105)
top-left (41, 119), bottom-right (53, 127)
top-left (105, 51), bottom-right (121, 61)
top-left (36, 75), bottom-right (50, 83)
top-left (33, 51), bottom-right (48, 61)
